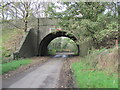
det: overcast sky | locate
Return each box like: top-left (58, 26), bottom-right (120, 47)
top-left (1, 0), bottom-right (120, 2)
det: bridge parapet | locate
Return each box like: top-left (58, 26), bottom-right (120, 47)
top-left (13, 29), bottom-right (32, 59)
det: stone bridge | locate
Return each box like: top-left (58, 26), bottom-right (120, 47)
top-left (17, 18), bottom-right (92, 58)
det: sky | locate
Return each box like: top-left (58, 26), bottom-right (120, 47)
top-left (1, 0), bottom-right (119, 19)
top-left (1, 0), bottom-right (120, 2)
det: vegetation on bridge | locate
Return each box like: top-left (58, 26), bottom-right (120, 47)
top-left (47, 2), bottom-right (118, 49)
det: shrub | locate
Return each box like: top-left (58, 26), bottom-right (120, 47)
top-left (48, 49), bottom-right (56, 55)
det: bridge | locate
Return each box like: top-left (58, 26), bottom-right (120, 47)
top-left (15, 18), bottom-right (92, 58)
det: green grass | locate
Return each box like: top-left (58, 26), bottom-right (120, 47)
top-left (0, 59), bottom-right (32, 74)
top-left (72, 59), bottom-right (118, 88)
top-left (71, 47), bottom-right (118, 88)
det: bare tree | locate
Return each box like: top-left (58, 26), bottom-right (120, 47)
top-left (1, 1), bottom-right (33, 32)
top-left (1, 1), bottom-right (49, 32)
top-left (0, 2), bottom-right (12, 21)
top-left (11, 1), bottom-right (33, 32)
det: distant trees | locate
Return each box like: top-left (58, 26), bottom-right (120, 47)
top-left (48, 37), bottom-right (78, 52)
top-left (48, 38), bottom-right (62, 52)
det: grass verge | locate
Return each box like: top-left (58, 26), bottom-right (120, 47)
top-left (72, 62), bottom-right (118, 88)
top-left (0, 59), bottom-right (32, 75)
top-left (71, 47), bottom-right (118, 88)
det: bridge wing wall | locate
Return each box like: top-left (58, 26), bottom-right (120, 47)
top-left (19, 29), bottom-right (38, 58)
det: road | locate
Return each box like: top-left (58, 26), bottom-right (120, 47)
top-left (2, 57), bottom-right (65, 88)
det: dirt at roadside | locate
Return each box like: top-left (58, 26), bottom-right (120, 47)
top-left (2, 57), bottom-right (50, 79)
top-left (58, 56), bottom-right (79, 88)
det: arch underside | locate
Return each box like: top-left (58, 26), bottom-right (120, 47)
top-left (38, 31), bottom-right (80, 56)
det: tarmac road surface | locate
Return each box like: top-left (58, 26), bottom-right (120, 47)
top-left (2, 57), bottom-right (65, 88)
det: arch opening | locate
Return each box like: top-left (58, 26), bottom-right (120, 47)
top-left (38, 31), bottom-right (80, 56)
top-left (48, 37), bottom-right (78, 56)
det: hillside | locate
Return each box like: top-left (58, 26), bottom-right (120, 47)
top-left (2, 27), bottom-right (24, 61)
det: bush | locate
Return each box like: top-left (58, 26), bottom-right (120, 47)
top-left (48, 49), bottom-right (56, 55)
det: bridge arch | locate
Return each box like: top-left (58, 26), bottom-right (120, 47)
top-left (38, 31), bottom-right (80, 56)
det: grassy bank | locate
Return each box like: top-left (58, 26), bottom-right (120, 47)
top-left (2, 29), bottom-right (23, 43)
top-left (72, 62), bottom-right (118, 88)
top-left (2, 28), bottom-right (24, 58)
top-left (72, 47), bottom-right (118, 88)
top-left (0, 59), bottom-right (32, 75)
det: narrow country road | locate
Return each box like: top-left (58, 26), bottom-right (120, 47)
top-left (2, 57), bottom-right (64, 88)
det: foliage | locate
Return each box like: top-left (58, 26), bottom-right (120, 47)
top-left (47, 2), bottom-right (118, 48)
top-left (2, 47), bottom-right (11, 57)
top-left (48, 37), bottom-right (62, 52)
top-left (1, 59), bottom-right (32, 74)
top-left (96, 23), bottom-right (117, 40)
top-left (48, 49), bottom-right (56, 55)
top-left (48, 37), bottom-right (78, 54)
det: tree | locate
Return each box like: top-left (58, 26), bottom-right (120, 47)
top-left (12, 1), bottom-right (33, 32)
top-left (1, 1), bottom-right (33, 32)
top-left (46, 2), bottom-right (118, 48)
